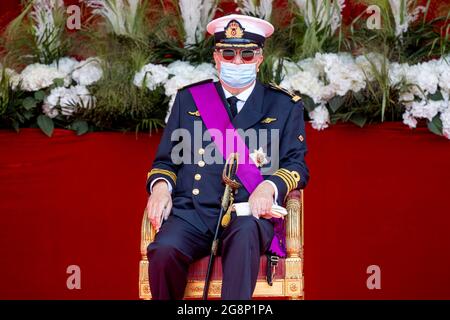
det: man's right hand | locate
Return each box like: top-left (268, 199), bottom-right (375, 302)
top-left (147, 180), bottom-right (172, 232)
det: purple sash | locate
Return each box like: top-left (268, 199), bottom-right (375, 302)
top-left (188, 82), bottom-right (286, 257)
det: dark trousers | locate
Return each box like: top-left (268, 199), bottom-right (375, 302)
top-left (147, 214), bottom-right (274, 300)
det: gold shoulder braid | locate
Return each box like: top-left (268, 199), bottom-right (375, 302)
top-left (268, 82), bottom-right (301, 103)
top-left (147, 168), bottom-right (177, 184)
top-left (273, 168), bottom-right (300, 193)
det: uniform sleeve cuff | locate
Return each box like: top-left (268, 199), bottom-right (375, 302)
top-left (261, 180), bottom-right (279, 205)
top-left (150, 178), bottom-right (173, 194)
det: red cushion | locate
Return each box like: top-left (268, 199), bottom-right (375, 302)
top-left (187, 255), bottom-right (285, 281)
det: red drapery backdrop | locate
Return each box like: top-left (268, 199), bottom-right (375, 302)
top-left (1, 123), bottom-right (450, 299)
top-left (1, 0), bottom-right (449, 31)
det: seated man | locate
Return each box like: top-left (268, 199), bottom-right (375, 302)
top-left (145, 14), bottom-right (309, 300)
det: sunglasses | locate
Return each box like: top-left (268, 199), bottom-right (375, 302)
top-left (218, 49), bottom-right (261, 62)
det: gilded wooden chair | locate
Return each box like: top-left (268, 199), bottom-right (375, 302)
top-left (139, 190), bottom-right (304, 299)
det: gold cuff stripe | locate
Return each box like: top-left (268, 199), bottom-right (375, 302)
top-left (147, 169), bottom-right (177, 184)
top-left (273, 169), bottom-right (301, 193)
top-left (274, 171), bottom-right (295, 191)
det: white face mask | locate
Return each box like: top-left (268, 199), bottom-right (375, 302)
top-left (219, 61), bottom-right (257, 88)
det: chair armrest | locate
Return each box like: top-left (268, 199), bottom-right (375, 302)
top-left (284, 190), bottom-right (303, 258)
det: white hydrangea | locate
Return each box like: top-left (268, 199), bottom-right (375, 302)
top-left (50, 57), bottom-right (79, 75)
top-left (133, 63), bottom-right (169, 90)
top-left (43, 85), bottom-right (95, 118)
top-left (434, 59), bottom-right (450, 94)
top-left (440, 107), bottom-right (450, 139)
top-left (72, 58), bottom-right (103, 86)
top-left (164, 62), bottom-right (217, 120)
top-left (280, 53), bottom-right (365, 107)
top-left (404, 61), bottom-right (440, 96)
top-left (402, 110), bottom-right (417, 128)
top-left (411, 100), bottom-right (444, 121)
top-left (309, 104), bottom-right (330, 130)
top-left (280, 70), bottom-right (328, 104)
top-left (315, 53), bottom-right (366, 97)
top-left (395, 57), bottom-right (450, 138)
top-left (19, 63), bottom-right (70, 91)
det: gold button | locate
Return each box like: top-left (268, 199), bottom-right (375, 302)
top-left (198, 148), bottom-right (205, 155)
top-left (198, 160), bottom-right (205, 167)
top-left (195, 174), bottom-right (201, 181)
top-left (192, 188), bottom-right (199, 195)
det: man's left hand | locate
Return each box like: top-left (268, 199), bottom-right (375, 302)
top-left (248, 182), bottom-right (275, 219)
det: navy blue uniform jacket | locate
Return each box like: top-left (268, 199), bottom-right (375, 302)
top-left (146, 79), bottom-right (309, 235)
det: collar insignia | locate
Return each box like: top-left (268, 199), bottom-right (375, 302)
top-left (188, 110), bottom-right (200, 117)
top-left (261, 117), bottom-right (277, 124)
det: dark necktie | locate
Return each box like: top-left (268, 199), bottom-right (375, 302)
top-left (227, 96), bottom-right (239, 118)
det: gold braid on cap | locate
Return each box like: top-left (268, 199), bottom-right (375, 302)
top-left (215, 43), bottom-right (260, 48)
top-left (273, 168), bottom-right (300, 193)
top-left (147, 169), bottom-right (177, 184)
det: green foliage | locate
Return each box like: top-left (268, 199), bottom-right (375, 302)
top-left (79, 36), bottom-right (168, 131)
top-left (2, 0), bottom-right (70, 66)
top-left (0, 69), bottom-right (40, 132)
top-left (345, 0), bottom-right (449, 64)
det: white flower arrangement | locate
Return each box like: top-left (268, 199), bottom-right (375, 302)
top-left (277, 52), bottom-right (450, 139)
top-left (50, 57), bottom-right (104, 86)
top-left (15, 55), bottom-right (103, 93)
top-left (9, 51), bottom-right (450, 139)
top-left (280, 53), bottom-right (366, 103)
top-left (43, 85), bottom-right (95, 118)
top-left (133, 60), bottom-right (217, 121)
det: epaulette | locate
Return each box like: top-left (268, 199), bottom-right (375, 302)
top-left (179, 78), bottom-right (214, 91)
top-left (268, 82), bottom-right (301, 103)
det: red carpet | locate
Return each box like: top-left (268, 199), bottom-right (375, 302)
top-left (0, 123), bottom-right (449, 299)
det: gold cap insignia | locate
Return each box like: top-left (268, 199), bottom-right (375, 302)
top-left (224, 20), bottom-right (244, 39)
top-left (261, 117), bottom-right (277, 124)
